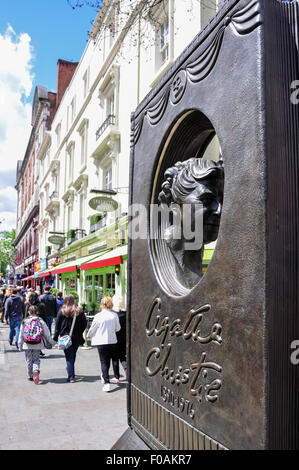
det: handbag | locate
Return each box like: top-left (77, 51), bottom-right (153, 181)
top-left (58, 314), bottom-right (77, 350)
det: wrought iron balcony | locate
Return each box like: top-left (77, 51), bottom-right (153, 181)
top-left (96, 114), bottom-right (116, 140)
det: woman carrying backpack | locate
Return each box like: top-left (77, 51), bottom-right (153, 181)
top-left (18, 305), bottom-right (56, 384)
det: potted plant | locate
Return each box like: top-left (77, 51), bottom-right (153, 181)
top-left (67, 229), bottom-right (76, 245)
top-left (81, 303), bottom-right (87, 314)
top-left (89, 301), bottom-right (98, 315)
top-left (90, 213), bottom-right (102, 233)
top-left (50, 287), bottom-right (59, 296)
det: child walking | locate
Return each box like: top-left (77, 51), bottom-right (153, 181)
top-left (18, 305), bottom-right (56, 384)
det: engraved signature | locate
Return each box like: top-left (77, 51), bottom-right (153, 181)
top-left (145, 298), bottom-right (223, 404)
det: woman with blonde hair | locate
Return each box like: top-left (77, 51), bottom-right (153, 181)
top-left (87, 296), bottom-right (121, 392)
top-left (53, 294), bottom-right (87, 383)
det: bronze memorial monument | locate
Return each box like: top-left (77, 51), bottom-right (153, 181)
top-left (115, 0), bottom-right (299, 450)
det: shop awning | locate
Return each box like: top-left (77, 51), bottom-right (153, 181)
top-left (51, 259), bottom-right (78, 275)
top-left (38, 270), bottom-right (53, 278)
top-left (81, 245), bottom-right (127, 271)
top-left (51, 253), bottom-right (102, 275)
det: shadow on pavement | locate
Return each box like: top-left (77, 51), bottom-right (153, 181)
top-left (40, 375), bottom-right (101, 384)
top-left (41, 354), bottom-right (64, 359)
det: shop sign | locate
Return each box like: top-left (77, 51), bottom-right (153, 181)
top-left (24, 256), bottom-right (33, 266)
top-left (48, 235), bottom-right (65, 245)
top-left (89, 196), bottom-right (118, 212)
top-left (35, 261), bottom-right (41, 272)
top-left (14, 257), bottom-right (22, 266)
top-left (40, 258), bottom-right (47, 271)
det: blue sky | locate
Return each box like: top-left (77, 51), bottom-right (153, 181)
top-left (0, 0), bottom-right (99, 100)
top-left (0, 0), bottom-right (100, 232)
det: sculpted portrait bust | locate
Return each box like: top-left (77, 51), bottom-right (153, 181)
top-left (158, 157), bottom-right (224, 288)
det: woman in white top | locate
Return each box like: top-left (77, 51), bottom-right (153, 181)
top-left (87, 296), bottom-right (121, 392)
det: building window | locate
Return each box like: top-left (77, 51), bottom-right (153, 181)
top-left (78, 120), bottom-right (88, 168)
top-left (70, 97), bottom-right (76, 122)
top-left (46, 145), bottom-right (50, 168)
top-left (53, 173), bottom-right (58, 194)
top-left (159, 21), bottom-right (169, 65)
top-left (84, 272), bottom-right (115, 308)
top-left (40, 193), bottom-right (44, 220)
top-left (55, 123), bottom-right (61, 148)
top-left (106, 89), bottom-right (115, 118)
top-left (83, 68), bottom-right (90, 98)
top-left (103, 165), bottom-right (113, 191)
top-left (200, 0), bottom-right (217, 29)
top-left (67, 205), bottom-right (72, 232)
top-left (106, 4), bottom-right (118, 49)
top-left (67, 143), bottom-right (74, 184)
top-left (45, 184), bottom-right (49, 207)
top-left (153, 1), bottom-right (171, 72)
top-left (79, 193), bottom-right (84, 229)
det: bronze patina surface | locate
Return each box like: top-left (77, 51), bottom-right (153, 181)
top-left (125, 0), bottom-right (299, 450)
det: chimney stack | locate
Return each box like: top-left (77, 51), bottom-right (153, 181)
top-left (56, 59), bottom-right (78, 110)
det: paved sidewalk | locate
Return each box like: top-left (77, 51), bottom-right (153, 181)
top-left (0, 323), bottom-right (128, 450)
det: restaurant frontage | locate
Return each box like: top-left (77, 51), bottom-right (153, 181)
top-left (51, 245), bottom-right (127, 313)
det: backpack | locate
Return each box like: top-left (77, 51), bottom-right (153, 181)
top-left (23, 318), bottom-right (43, 344)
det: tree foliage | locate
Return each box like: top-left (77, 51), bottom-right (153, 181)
top-left (0, 229), bottom-right (16, 275)
top-left (66, 0), bottom-right (219, 40)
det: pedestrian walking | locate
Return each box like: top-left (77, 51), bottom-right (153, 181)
top-left (112, 295), bottom-right (127, 378)
top-left (4, 288), bottom-right (25, 349)
top-left (39, 286), bottom-right (58, 335)
top-left (25, 292), bottom-right (47, 323)
top-left (53, 294), bottom-right (87, 383)
top-left (18, 305), bottom-right (56, 383)
top-left (25, 292), bottom-right (47, 358)
top-left (87, 296), bottom-right (121, 392)
top-left (0, 288), bottom-right (5, 323)
top-left (56, 291), bottom-right (64, 315)
top-left (3, 287), bottom-right (12, 311)
top-left (16, 286), bottom-right (25, 302)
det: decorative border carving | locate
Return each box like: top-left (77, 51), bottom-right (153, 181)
top-left (131, 0), bottom-right (262, 147)
top-left (131, 385), bottom-right (228, 450)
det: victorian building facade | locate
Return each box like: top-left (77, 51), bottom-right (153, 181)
top-left (14, 86), bottom-right (56, 287)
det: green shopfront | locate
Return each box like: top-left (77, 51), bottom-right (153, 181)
top-left (51, 246), bottom-right (127, 314)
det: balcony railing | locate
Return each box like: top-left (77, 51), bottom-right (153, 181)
top-left (96, 114), bottom-right (116, 140)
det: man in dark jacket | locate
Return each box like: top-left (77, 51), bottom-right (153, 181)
top-left (39, 286), bottom-right (58, 334)
top-left (5, 288), bottom-right (25, 348)
top-left (16, 286), bottom-right (25, 303)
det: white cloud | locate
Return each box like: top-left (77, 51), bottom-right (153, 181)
top-left (0, 25), bottom-right (34, 231)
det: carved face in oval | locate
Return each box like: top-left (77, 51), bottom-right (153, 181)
top-left (159, 157), bottom-right (224, 250)
top-left (183, 172), bottom-right (223, 245)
